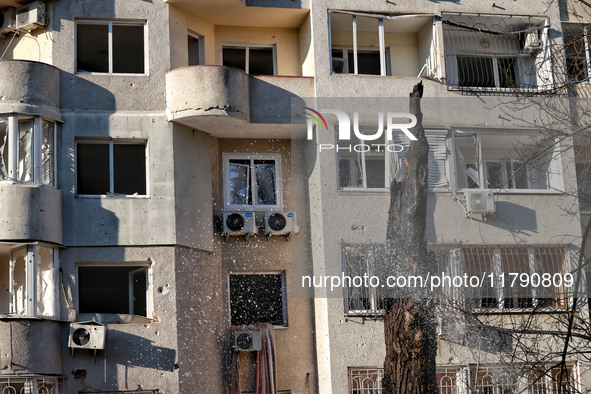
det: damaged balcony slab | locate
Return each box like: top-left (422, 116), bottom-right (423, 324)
top-left (165, 65), bottom-right (313, 138)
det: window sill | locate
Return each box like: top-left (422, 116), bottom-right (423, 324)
top-left (337, 188), bottom-right (450, 194)
top-left (458, 188), bottom-right (563, 195)
top-left (77, 313), bottom-right (155, 324)
top-left (75, 194), bottom-right (150, 199)
top-left (223, 205), bottom-right (283, 212)
top-left (0, 314), bottom-right (58, 320)
top-left (472, 307), bottom-right (570, 315)
top-left (76, 72), bottom-right (148, 77)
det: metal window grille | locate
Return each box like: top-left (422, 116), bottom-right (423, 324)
top-left (437, 367), bottom-right (461, 394)
top-left (348, 368), bottom-right (383, 394)
top-left (0, 376), bottom-right (63, 394)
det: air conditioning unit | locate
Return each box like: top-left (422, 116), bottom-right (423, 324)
top-left (465, 190), bottom-right (495, 215)
top-left (234, 330), bottom-right (261, 352)
top-left (16, 1), bottom-right (46, 32)
top-left (68, 321), bottom-right (105, 355)
top-left (222, 211), bottom-right (256, 240)
top-left (264, 211), bottom-right (299, 240)
top-left (0, 7), bottom-right (16, 36)
top-left (521, 27), bottom-right (542, 54)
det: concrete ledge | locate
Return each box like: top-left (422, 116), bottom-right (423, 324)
top-left (0, 183), bottom-right (62, 245)
top-left (0, 60), bottom-right (60, 119)
top-left (0, 319), bottom-right (62, 375)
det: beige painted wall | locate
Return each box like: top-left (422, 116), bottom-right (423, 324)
top-left (169, 5), bottom-right (216, 69)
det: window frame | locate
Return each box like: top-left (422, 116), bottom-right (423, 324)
top-left (1, 244), bottom-right (60, 319)
top-left (222, 152), bottom-right (282, 211)
top-left (75, 138), bottom-right (149, 198)
top-left (75, 262), bottom-right (153, 321)
top-left (331, 47), bottom-right (392, 76)
top-left (452, 129), bottom-right (563, 193)
top-left (228, 271), bottom-right (288, 328)
top-left (75, 19), bottom-right (148, 76)
top-left (458, 246), bottom-right (573, 313)
top-left (188, 30), bottom-right (205, 66)
top-left (0, 115), bottom-right (57, 186)
top-left (342, 244), bottom-right (385, 316)
top-left (220, 43), bottom-right (277, 75)
top-left (563, 23), bottom-right (591, 83)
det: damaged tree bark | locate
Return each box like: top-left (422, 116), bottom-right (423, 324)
top-left (382, 82), bottom-right (438, 393)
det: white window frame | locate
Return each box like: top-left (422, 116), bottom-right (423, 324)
top-left (75, 139), bottom-right (149, 198)
top-left (458, 246), bottom-right (573, 313)
top-left (75, 262), bottom-right (153, 320)
top-left (2, 244), bottom-right (60, 319)
top-left (0, 115), bottom-right (57, 186)
top-left (563, 23), bottom-right (591, 83)
top-left (75, 19), bottom-right (148, 75)
top-left (188, 30), bottom-right (205, 66)
top-left (222, 152), bottom-right (282, 211)
top-left (220, 44), bottom-right (277, 75)
top-left (228, 271), bottom-right (288, 328)
top-left (452, 129), bottom-right (563, 193)
top-left (331, 47), bottom-right (392, 76)
top-left (342, 245), bottom-right (385, 316)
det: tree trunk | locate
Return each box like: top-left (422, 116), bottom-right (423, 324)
top-left (382, 82), bottom-right (438, 393)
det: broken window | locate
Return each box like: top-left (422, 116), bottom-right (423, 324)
top-left (77, 140), bottom-right (147, 196)
top-left (443, 13), bottom-right (551, 91)
top-left (76, 21), bottom-right (145, 74)
top-left (222, 45), bottom-right (275, 75)
top-left (329, 11), bottom-right (438, 77)
top-left (343, 245), bottom-right (386, 315)
top-left (223, 153), bottom-right (281, 209)
top-left (229, 273), bottom-right (286, 326)
top-left (188, 32), bottom-right (204, 66)
top-left (78, 265), bottom-right (149, 317)
top-left (337, 129), bottom-right (449, 190)
top-left (563, 24), bottom-right (591, 82)
top-left (0, 245), bottom-right (58, 317)
top-left (453, 131), bottom-right (561, 191)
top-left (0, 116), bottom-right (55, 185)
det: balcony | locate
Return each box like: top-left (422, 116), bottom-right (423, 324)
top-left (0, 60), bottom-right (61, 120)
top-left (0, 183), bottom-right (62, 245)
top-left (165, 65), bottom-right (313, 138)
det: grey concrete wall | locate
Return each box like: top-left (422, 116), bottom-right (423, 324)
top-left (172, 124), bottom-right (215, 251)
top-left (0, 319), bottom-right (62, 375)
top-left (58, 246), bottom-right (179, 394)
top-left (0, 60), bottom-right (61, 120)
top-left (59, 112), bottom-right (177, 247)
top-left (51, 0), bottom-right (171, 111)
top-left (249, 75), bottom-right (313, 124)
top-left (0, 183), bottom-right (62, 245)
top-left (175, 245), bottom-right (225, 393)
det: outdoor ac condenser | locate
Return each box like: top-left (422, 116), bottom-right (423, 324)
top-left (264, 211), bottom-right (298, 240)
top-left (16, 1), bottom-right (45, 31)
top-left (0, 7), bottom-right (16, 35)
top-left (234, 330), bottom-right (262, 352)
top-left (465, 190), bottom-right (495, 215)
top-left (68, 321), bottom-right (106, 355)
top-left (222, 211), bottom-right (256, 240)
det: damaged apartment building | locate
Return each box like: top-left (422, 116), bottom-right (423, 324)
top-left (0, 0), bottom-right (590, 393)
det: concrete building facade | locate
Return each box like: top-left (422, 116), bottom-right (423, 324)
top-left (0, 0), bottom-right (589, 393)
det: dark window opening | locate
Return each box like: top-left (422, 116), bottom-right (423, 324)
top-left (77, 144), bottom-right (110, 195)
top-left (222, 46), bottom-right (274, 75)
top-left (78, 266), bottom-right (148, 316)
top-left (112, 24), bottom-right (145, 73)
top-left (77, 24), bottom-right (109, 73)
top-left (113, 144), bottom-right (146, 195)
top-left (188, 34), bottom-right (202, 66)
top-left (229, 273), bottom-right (286, 326)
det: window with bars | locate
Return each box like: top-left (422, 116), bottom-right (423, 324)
top-left (348, 368), bottom-right (383, 394)
top-left (563, 24), bottom-right (591, 83)
top-left (0, 376), bottom-right (63, 394)
top-left (343, 245), bottom-right (386, 315)
top-left (463, 246), bottom-right (570, 310)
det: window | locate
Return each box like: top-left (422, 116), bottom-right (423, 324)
top-left (442, 13), bottom-right (550, 91)
top-left (78, 265), bottom-right (149, 317)
top-left (76, 140), bottom-right (146, 196)
top-left (337, 130), bottom-right (448, 190)
top-left (229, 273), bottom-right (286, 326)
top-left (453, 131), bottom-right (562, 191)
top-left (0, 116), bottom-right (55, 185)
top-left (462, 246), bottom-right (570, 310)
top-left (471, 365), bottom-right (578, 394)
top-left (332, 48), bottom-right (389, 76)
top-left (188, 31), bottom-right (204, 66)
top-left (223, 153), bottom-right (281, 210)
top-left (563, 24), bottom-right (591, 82)
top-left (437, 368), bottom-right (460, 394)
top-left (343, 245), bottom-right (386, 315)
top-left (348, 368), bottom-right (383, 394)
top-left (0, 376), bottom-right (63, 394)
top-left (222, 45), bottom-right (275, 75)
top-left (76, 21), bottom-right (145, 74)
top-left (0, 245), bottom-right (58, 318)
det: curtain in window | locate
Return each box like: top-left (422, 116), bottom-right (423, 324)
top-left (41, 120), bottom-right (54, 186)
top-left (255, 161), bottom-right (276, 205)
top-left (0, 118), bottom-right (8, 180)
top-left (36, 247), bottom-right (55, 317)
top-left (18, 121), bottom-right (33, 182)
